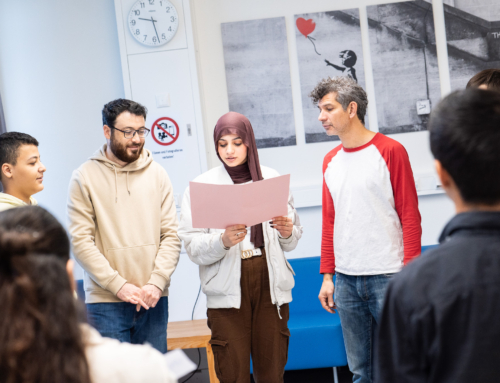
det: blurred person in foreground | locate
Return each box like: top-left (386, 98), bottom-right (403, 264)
top-left (0, 206), bottom-right (176, 383)
top-left (375, 88), bottom-right (500, 383)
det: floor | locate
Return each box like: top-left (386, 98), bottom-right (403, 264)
top-left (181, 349), bottom-right (353, 383)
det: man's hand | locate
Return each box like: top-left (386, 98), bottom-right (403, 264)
top-left (139, 284), bottom-right (162, 309)
top-left (319, 274), bottom-right (336, 313)
top-left (117, 283), bottom-right (149, 311)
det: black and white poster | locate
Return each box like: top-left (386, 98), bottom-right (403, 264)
top-left (221, 17), bottom-right (296, 149)
top-left (443, 0), bottom-right (500, 90)
top-left (295, 9), bottom-right (366, 143)
top-left (367, 1), bottom-right (441, 135)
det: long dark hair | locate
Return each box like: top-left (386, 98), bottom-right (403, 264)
top-left (0, 206), bottom-right (91, 383)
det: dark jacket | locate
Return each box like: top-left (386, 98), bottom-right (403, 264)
top-left (375, 212), bottom-right (500, 383)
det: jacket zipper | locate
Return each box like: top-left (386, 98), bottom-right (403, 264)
top-left (266, 223), bottom-right (282, 319)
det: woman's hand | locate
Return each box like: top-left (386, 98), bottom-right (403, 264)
top-left (271, 216), bottom-right (293, 239)
top-left (221, 224), bottom-right (247, 248)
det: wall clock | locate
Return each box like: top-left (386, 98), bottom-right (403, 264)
top-left (128, 0), bottom-right (179, 47)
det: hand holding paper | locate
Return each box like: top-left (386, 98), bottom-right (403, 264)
top-left (271, 216), bottom-right (293, 238)
top-left (221, 224), bottom-right (247, 248)
top-left (190, 174), bottom-right (290, 229)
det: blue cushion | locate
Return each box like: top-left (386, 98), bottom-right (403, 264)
top-left (284, 256), bottom-right (347, 370)
top-left (287, 311), bottom-right (347, 369)
top-left (422, 244), bottom-right (438, 253)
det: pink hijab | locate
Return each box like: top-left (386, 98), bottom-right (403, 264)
top-left (214, 112), bottom-right (264, 248)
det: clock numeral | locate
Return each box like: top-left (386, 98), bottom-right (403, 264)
top-left (130, 20), bottom-right (136, 26)
top-left (166, 6), bottom-right (170, 12)
top-left (149, 0), bottom-right (154, 4)
top-left (161, 33), bottom-right (166, 40)
top-left (160, 0), bottom-right (163, 5)
top-left (140, 2), bottom-right (145, 8)
top-left (135, 29), bottom-right (140, 35)
top-left (134, 10), bottom-right (140, 16)
top-left (168, 26), bottom-right (172, 32)
top-left (170, 16), bottom-right (175, 22)
top-left (143, 35), bottom-right (147, 42)
top-left (152, 36), bottom-right (157, 43)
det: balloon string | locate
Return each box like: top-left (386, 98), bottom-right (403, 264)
top-left (307, 36), bottom-right (321, 55)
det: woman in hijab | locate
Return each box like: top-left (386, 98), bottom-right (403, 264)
top-left (179, 112), bottom-right (302, 383)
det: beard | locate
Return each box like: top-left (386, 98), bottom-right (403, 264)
top-left (109, 132), bottom-right (144, 164)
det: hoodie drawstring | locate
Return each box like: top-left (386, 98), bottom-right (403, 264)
top-left (113, 165), bottom-right (118, 203)
top-left (126, 172), bottom-right (130, 195)
top-left (112, 166), bottom-right (131, 202)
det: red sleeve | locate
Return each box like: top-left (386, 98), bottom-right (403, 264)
top-left (378, 138), bottom-right (422, 264)
top-left (320, 148), bottom-right (340, 274)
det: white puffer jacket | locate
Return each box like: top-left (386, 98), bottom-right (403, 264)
top-left (178, 165), bottom-right (302, 310)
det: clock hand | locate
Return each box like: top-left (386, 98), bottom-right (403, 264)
top-left (151, 16), bottom-right (161, 44)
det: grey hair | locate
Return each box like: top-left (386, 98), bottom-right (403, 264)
top-left (309, 76), bottom-right (368, 124)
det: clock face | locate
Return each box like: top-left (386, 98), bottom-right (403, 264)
top-left (128, 0), bottom-right (179, 47)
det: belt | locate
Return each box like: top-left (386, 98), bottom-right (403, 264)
top-left (241, 248), bottom-right (262, 259)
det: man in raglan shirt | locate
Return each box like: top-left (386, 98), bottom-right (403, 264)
top-left (312, 77), bottom-right (422, 383)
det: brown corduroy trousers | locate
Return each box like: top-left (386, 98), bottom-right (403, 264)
top-left (207, 248), bottom-right (290, 383)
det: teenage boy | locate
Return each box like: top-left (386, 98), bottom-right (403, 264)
top-left (375, 89), bottom-right (500, 382)
top-left (68, 99), bottom-right (181, 353)
top-left (311, 77), bottom-right (422, 383)
top-left (0, 132), bottom-right (45, 211)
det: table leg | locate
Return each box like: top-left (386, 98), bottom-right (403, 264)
top-left (205, 342), bottom-right (220, 383)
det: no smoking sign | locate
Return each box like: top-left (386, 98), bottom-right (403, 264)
top-left (151, 117), bottom-right (179, 146)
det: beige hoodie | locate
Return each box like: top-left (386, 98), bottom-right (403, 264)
top-left (68, 145), bottom-right (181, 303)
top-left (0, 193), bottom-right (37, 212)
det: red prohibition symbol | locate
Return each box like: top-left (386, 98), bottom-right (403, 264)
top-left (151, 117), bottom-right (180, 146)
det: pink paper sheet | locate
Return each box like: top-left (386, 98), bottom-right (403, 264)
top-left (190, 174), bottom-right (290, 229)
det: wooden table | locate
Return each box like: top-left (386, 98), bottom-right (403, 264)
top-left (167, 319), bottom-right (219, 383)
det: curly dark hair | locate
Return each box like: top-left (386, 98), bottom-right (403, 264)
top-left (309, 76), bottom-right (368, 124)
top-left (0, 206), bottom-right (91, 383)
top-left (102, 98), bottom-right (148, 128)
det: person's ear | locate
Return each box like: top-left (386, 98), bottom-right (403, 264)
top-left (1, 163), bottom-right (13, 180)
top-left (348, 102), bottom-right (358, 119)
top-left (66, 259), bottom-right (77, 293)
top-left (103, 125), bottom-right (112, 140)
top-left (434, 160), bottom-right (452, 189)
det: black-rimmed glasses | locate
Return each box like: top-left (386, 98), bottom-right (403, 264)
top-left (110, 126), bottom-right (150, 139)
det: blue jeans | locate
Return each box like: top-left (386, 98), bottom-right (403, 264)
top-left (335, 273), bottom-right (393, 383)
top-left (86, 296), bottom-right (169, 353)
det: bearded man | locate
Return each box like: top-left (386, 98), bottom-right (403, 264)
top-left (68, 99), bottom-right (181, 353)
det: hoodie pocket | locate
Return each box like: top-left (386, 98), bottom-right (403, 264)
top-left (106, 244), bottom-right (157, 287)
top-left (200, 260), bottom-right (221, 293)
top-left (275, 250), bottom-right (295, 291)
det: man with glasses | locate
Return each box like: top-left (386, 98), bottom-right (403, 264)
top-left (67, 99), bottom-right (181, 352)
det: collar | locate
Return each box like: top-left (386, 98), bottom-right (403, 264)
top-left (439, 211), bottom-right (500, 243)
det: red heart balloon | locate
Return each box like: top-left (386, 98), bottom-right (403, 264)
top-left (296, 18), bottom-right (316, 37)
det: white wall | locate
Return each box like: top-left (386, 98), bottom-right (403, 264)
top-left (0, 0), bottom-right (125, 236)
top-left (0, 0), bottom-right (456, 322)
top-left (0, 0), bottom-right (125, 278)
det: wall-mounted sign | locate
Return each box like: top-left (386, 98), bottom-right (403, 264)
top-left (151, 117), bottom-right (179, 146)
